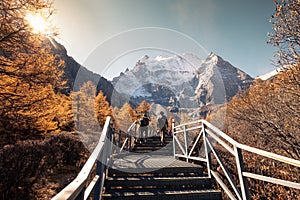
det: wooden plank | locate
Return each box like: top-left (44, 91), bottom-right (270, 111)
top-left (52, 178), bottom-right (87, 200)
top-left (243, 172), bottom-right (300, 190)
top-left (127, 120), bottom-right (137, 132)
top-left (206, 138), bottom-right (242, 200)
top-left (184, 125), bottom-right (203, 132)
top-left (187, 156), bottom-right (207, 163)
top-left (203, 121), bottom-right (238, 146)
top-left (234, 146), bottom-right (250, 200)
top-left (52, 117), bottom-right (111, 200)
top-left (174, 135), bottom-right (186, 155)
top-left (173, 125), bottom-right (202, 134)
top-left (203, 127), bottom-right (212, 178)
top-left (203, 120), bottom-right (300, 168)
top-left (119, 137), bottom-right (128, 154)
top-left (174, 119), bottom-right (203, 128)
top-left (183, 125), bottom-right (188, 161)
top-left (237, 143), bottom-right (300, 168)
top-left (188, 130), bottom-right (203, 157)
top-left (206, 129), bottom-right (235, 156)
top-left (173, 129), bottom-right (185, 134)
top-left (84, 175), bottom-right (100, 200)
top-left (211, 170), bottom-right (237, 200)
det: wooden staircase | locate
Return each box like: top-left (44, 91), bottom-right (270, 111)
top-left (53, 118), bottom-right (300, 200)
top-left (102, 136), bottom-right (222, 200)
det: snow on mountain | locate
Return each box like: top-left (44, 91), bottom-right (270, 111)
top-left (111, 52), bottom-right (253, 109)
top-left (112, 53), bottom-right (199, 98)
top-left (257, 69), bottom-right (280, 80)
top-left (194, 52), bottom-right (253, 106)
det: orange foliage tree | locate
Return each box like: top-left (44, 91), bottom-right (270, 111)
top-left (114, 102), bottom-right (136, 132)
top-left (72, 81), bottom-right (99, 133)
top-left (0, 0), bottom-right (65, 134)
top-left (95, 91), bottom-right (113, 128)
top-left (136, 100), bottom-right (151, 118)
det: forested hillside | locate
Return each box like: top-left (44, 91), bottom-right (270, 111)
top-left (207, 0), bottom-right (300, 198)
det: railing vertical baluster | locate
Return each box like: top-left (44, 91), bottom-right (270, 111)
top-left (203, 123), bottom-right (212, 178)
top-left (134, 122), bottom-right (137, 138)
top-left (129, 133), bottom-right (132, 151)
top-left (95, 125), bottom-right (111, 200)
top-left (94, 154), bottom-right (103, 200)
top-left (75, 190), bottom-right (84, 200)
top-left (172, 119), bottom-right (176, 158)
top-left (118, 130), bottom-right (121, 154)
top-left (183, 125), bottom-right (189, 162)
top-left (126, 133), bottom-right (129, 151)
top-left (109, 126), bottom-right (114, 160)
top-left (234, 146), bottom-right (250, 200)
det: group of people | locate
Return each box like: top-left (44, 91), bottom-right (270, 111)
top-left (139, 111), bottom-right (169, 144)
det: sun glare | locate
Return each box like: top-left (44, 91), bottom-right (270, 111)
top-left (25, 13), bottom-right (48, 34)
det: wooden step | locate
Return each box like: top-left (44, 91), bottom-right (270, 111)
top-left (104, 136), bottom-right (222, 200)
top-left (133, 146), bottom-right (167, 151)
top-left (137, 136), bottom-right (172, 142)
top-left (134, 142), bottom-right (169, 147)
top-left (102, 188), bottom-right (222, 200)
top-left (105, 176), bottom-right (213, 189)
top-left (108, 167), bottom-right (204, 177)
top-left (132, 147), bottom-right (173, 154)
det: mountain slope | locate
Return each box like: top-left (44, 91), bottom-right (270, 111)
top-left (112, 53), bottom-right (253, 109)
top-left (48, 39), bottom-right (122, 105)
top-left (195, 52), bottom-right (253, 106)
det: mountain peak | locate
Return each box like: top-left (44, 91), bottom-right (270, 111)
top-left (112, 52), bottom-right (253, 110)
top-left (140, 55), bottom-right (149, 62)
top-left (209, 52), bottom-right (217, 57)
top-left (206, 52), bottom-right (220, 63)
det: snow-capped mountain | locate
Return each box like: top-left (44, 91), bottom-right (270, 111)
top-left (256, 68), bottom-right (281, 80)
top-left (194, 52), bottom-right (253, 106)
top-left (111, 52), bottom-right (253, 110)
top-left (112, 53), bottom-right (198, 95)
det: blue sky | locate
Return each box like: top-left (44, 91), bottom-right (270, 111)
top-left (53, 0), bottom-right (276, 80)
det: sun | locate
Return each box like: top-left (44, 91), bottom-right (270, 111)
top-left (25, 13), bottom-right (48, 34)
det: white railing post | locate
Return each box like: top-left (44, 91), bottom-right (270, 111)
top-left (203, 123), bottom-right (212, 178)
top-left (117, 130), bottom-right (121, 154)
top-left (94, 119), bottom-right (112, 200)
top-left (234, 146), bottom-right (250, 200)
top-left (172, 119), bottom-right (176, 158)
top-left (183, 125), bottom-right (189, 162)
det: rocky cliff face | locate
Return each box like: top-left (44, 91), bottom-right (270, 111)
top-left (48, 39), bottom-right (123, 105)
top-left (111, 52), bottom-right (253, 110)
top-left (194, 52), bottom-right (253, 106)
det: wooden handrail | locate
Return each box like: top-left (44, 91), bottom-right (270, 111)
top-left (52, 117), bottom-right (112, 200)
top-left (173, 119), bottom-right (300, 200)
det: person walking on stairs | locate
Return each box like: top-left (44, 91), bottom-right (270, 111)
top-left (139, 113), bottom-right (150, 143)
top-left (157, 111), bottom-right (168, 144)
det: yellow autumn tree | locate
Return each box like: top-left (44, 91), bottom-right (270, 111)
top-left (55, 94), bottom-right (74, 131)
top-left (136, 100), bottom-right (151, 118)
top-left (0, 0), bottom-right (65, 134)
top-left (95, 91), bottom-right (112, 128)
top-left (268, 0), bottom-right (300, 66)
top-left (115, 102), bottom-right (136, 132)
top-left (72, 81), bottom-right (99, 133)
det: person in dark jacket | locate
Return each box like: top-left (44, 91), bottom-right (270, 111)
top-left (157, 111), bottom-right (168, 144)
top-left (139, 113), bottom-right (150, 142)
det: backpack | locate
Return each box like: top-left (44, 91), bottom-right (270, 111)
top-left (140, 117), bottom-right (149, 126)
